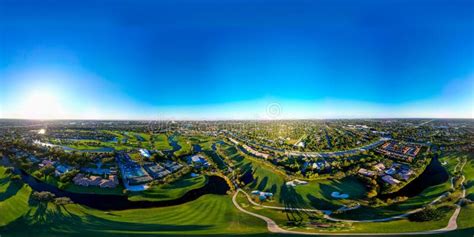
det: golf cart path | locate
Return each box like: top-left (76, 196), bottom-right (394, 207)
top-left (232, 189), bottom-right (460, 235)
top-left (233, 155), bottom-right (468, 236)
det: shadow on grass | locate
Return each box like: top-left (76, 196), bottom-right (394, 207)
top-left (279, 185), bottom-right (318, 225)
top-left (0, 182), bottom-right (22, 202)
top-left (256, 177), bottom-right (268, 192)
top-left (1, 202), bottom-right (213, 237)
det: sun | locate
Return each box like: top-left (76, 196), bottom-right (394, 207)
top-left (19, 89), bottom-right (64, 119)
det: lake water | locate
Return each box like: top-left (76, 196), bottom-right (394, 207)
top-left (379, 155), bottom-right (449, 199)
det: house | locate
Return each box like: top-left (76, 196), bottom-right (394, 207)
top-left (242, 144), bottom-right (270, 159)
top-left (55, 165), bottom-right (72, 177)
top-left (373, 163), bottom-right (386, 172)
top-left (99, 175), bottom-right (119, 188)
top-left (188, 155), bottom-right (209, 167)
top-left (399, 168), bottom-right (414, 181)
top-left (382, 175), bottom-right (400, 185)
top-left (73, 173), bottom-right (119, 188)
top-left (28, 155), bottom-right (40, 163)
top-left (385, 168), bottom-right (397, 175)
top-left (358, 168), bottom-right (376, 177)
top-left (39, 159), bottom-right (55, 168)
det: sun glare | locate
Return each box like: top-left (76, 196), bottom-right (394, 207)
top-left (19, 89), bottom-right (64, 119)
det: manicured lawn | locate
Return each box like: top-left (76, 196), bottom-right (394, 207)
top-left (128, 174), bottom-right (207, 201)
top-left (0, 164), bottom-right (267, 236)
top-left (226, 145), bottom-right (285, 202)
top-left (221, 143), bottom-right (366, 210)
top-left (188, 135), bottom-right (216, 151)
top-left (174, 136), bottom-right (193, 157)
top-left (237, 191), bottom-right (459, 234)
top-left (295, 177), bottom-right (367, 210)
top-left (0, 193), bottom-right (266, 237)
top-left (458, 204), bottom-right (474, 230)
top-left (333, 151), bottom-right (463, 220)
top-left (153, 134), bottom-right (172, 150)
top-left (0, 167), bottom-right (32, 226)
top-left (348, 205), bottom-right (455, 233)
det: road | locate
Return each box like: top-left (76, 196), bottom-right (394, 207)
top-left (227, 131), bottom-right (390, 159)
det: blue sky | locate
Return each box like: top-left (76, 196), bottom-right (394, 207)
top-left (0, 0), bottom-right (473, 119)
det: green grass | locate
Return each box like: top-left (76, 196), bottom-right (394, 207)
top-left (0, 167), bottom-right (32, 226)
top-left (153, 134), bottom-right (173, 150)
top-left (221, 143), bottom-right (366, 210)
top-left (174, 136), bottom-right (193, 157)
top-left (188, 135), bottom-right (216, 151)
top-left (0, 193), bottom-right (267, 237)
top-left (237, 191), bottom-right (460, 234)
top-left (348, 205), bottom-right (456, 233)
top-left (227, 145), bottom-right (285, 202)
top-left (294, 177), bottom-right (367, 210)
top-left (0, 165), bottom-right (267, 236)
top-left (128, 174), bottom-right (207, 201)
top-left (333, 151), bottom-right (464, 220)
top-left (458, 204), bottom-right (474, 230)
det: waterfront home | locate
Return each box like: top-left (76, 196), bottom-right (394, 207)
top-left (55, 164), bottom-right (72, 176)
top-left (39, 159), bottom-right (55, 168)
top-left (399, 168), bottom-right (414, 181)
top-left (382, 175), bottom-right (400, 185)
top-left (385, 167), bottom-right (397, 175)
top-left (358, 168), bottom-right (376, 177)
top-left (73, 173), bottom-right (119, 188)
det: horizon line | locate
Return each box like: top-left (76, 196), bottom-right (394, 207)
top-left (1, 117), bottom-right (473, 121)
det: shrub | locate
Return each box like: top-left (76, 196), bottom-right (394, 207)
top-left (10, 174), bottom-right (22, 183)
top-left (32, 191), bottom-right (56, 202)
top-left (408, 206), bottom-right (445, 222)
top-left (54, 197), bottom-right (73, 205)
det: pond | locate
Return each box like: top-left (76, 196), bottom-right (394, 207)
top-left (379, 154), bottom-right (449, 199)
top-left (193, 144), bottom-right (202, 152)
top-left (164, 135), bottom-right (182, 156)
top-left (18, 171), bottom-right (229, 211)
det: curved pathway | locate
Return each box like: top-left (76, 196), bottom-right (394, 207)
top-left (233, 160), bottom-right (468, 236)
top-left (232, 189), bottom-right (461, 235)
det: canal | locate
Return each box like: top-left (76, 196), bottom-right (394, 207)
top-left (18, 171), bottom-right (229, 211)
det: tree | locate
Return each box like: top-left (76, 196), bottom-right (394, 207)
top-left (4, 167), bottom-right (14, 175)
top-left (367, 189), bottom-right (378, 198)
top-left (408, 206), bottom-right (445, 222)
top-left (32, 191), bottom-right (56, 202)
top-left (54, 197), bottom-right (73, 206)
top-left (10, 174), bottom-right (22, 183)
